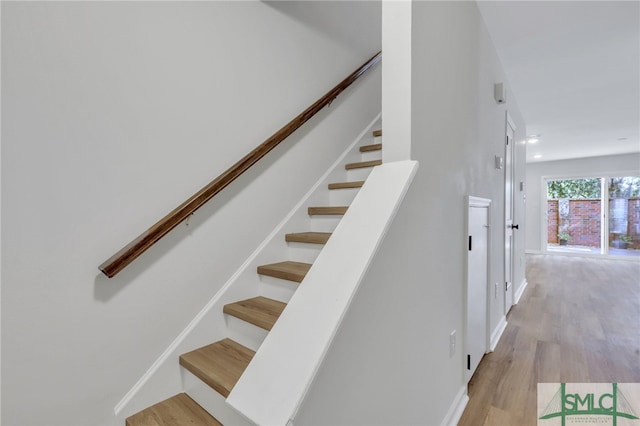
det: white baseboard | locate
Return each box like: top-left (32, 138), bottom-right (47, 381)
top-left (440, 386), bottom-right (468, 426)
top-left (514, 279), bottom-right (528, 304)
top-left (489, 316), bottom-right (508, 352)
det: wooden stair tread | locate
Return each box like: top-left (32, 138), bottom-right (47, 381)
top-left (373, 129), bottom-right (382, 137)
top-left (328, 181), bottom-right (364, 190)
top-left (125, 393), bottom-right (222, 426)
top-left (345, 159), bottom-right (382, 170)
top-left (308, 206), bottom-right (348, 215)
top-left (223, 296), bottom-right (286, 331)
top-left (285, 232), bottom-right (331, 244)
top-left (360, 143), bottom-right (382, 152)
top-left (179, 339), bottom-right (255, 398)
top-left (257, 260), bottom-right (311, 282)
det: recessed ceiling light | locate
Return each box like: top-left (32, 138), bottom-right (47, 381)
top-left (533, 154), bottom-right (542, 159)
top-left (527, 134), bottom-right (540, 144)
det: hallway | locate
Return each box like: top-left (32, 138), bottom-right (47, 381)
top-left (458, 254), bottom-right (640, 425)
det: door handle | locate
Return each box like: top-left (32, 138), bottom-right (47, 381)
top-left (511, 224), bottom-right (519, 230)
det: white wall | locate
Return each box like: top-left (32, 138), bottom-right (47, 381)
top-left (525, 153), bottom-right (640, 253)
top-left (381, 0), bottom-right (412, 163)
top-left (293, 2), bottom-right (526, 424)
top-left (1, 2), bottom-right (381, 425)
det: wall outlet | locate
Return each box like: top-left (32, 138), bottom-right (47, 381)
top-left (449, 330), bottom-right (456, 358)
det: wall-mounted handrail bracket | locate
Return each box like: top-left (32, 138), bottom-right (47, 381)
top-left (99, 51), bottom-right (381, 278)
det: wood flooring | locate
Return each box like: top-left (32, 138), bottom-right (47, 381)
top-left (125, 393), bottom-right (222, 426)
top-left (458, 254), bottom-right (640, 426)
top-left (179, 339), bottom-right (255, 398)
top-left (222, 296), bottom-right (286, 331)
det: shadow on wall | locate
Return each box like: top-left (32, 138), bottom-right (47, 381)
top-left (264, 1), bottom-right (381, 54)
top-left (93, 104), bottom-right (332, 302)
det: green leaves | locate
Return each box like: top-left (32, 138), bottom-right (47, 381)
top-left (547, 178), bottom-right (601, 199)
top-left (609, 177), bottom-right (640, 198)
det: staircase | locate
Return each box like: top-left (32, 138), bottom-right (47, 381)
top-left (126, 130), bottom-right (383, 425)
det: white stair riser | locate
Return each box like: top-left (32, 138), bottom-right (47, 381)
top-left (285, 241), bottom-right (324, 264)
top-left (181, 368), bottom-right (252, 426)
top-left (329, 187), bottom-right (360, 205)
top-left (224, 315), bottom-right (269, 352)
top-left (360, 149), bottom-right (382, 162)
top-left (309, 216), bottom-right (343, 232)
top-left (257, 275), bottom-right (299, 303)
top-left (347, 166), bottom-right (375, 181)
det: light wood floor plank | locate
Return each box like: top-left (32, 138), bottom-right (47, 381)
top-left (459, 254), bottom-right (640, 426)
top-left (179, 339), bottom-right (255, 398)
top-left (126, 393), bottom-right (222, 426)
top-left (482, 406), bottom-right (513, 426)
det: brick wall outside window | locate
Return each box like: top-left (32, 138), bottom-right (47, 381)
top-left (547, 200), bottom-right (559, 244)
top-left (627, 198), bottom-right (640, 250)
top-left (567, 199), bottom-right (601, 246)
top-left (546, 198), bottom-right (640, 249)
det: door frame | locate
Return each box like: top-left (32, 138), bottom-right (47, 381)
top-left (465, 195), bottom-right (492, 382)
top-left (504, 112), bottom-right (516, 314)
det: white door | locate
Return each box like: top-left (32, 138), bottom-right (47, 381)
top-left (504, 114), bottom-right (516, 314)
top-left (466, 198), bottom-right (490, 382)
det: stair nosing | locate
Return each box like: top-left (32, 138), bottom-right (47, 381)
top-left (328, 181), bottom-right (365, 189)
top-left (178, 338), bottom-right (255, 399)
top-left (308, 206), bottom-right (349, 215)
top-left (285, 232), bottom-right (331, 244)
top-left (223, 296), bottom-right (287, 331)
top-left (257, 260), bottom-right (311, 282)
top-left (345, 159), bottom-right (382, 170)
top-left (359, 143), bottom-right (382, 152)
top-left (126, 393), bottom-right (222, 426)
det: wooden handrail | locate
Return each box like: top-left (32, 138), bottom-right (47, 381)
top-left (99, 51), bottom-right (382, 278)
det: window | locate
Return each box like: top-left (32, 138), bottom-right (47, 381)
top-left (608, 177), bottom-right (640, 255)
top-left (545, 176), bottom-right (640, 257)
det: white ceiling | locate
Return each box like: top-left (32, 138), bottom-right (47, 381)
top-left (477, 1), bottom-right (640, 163)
